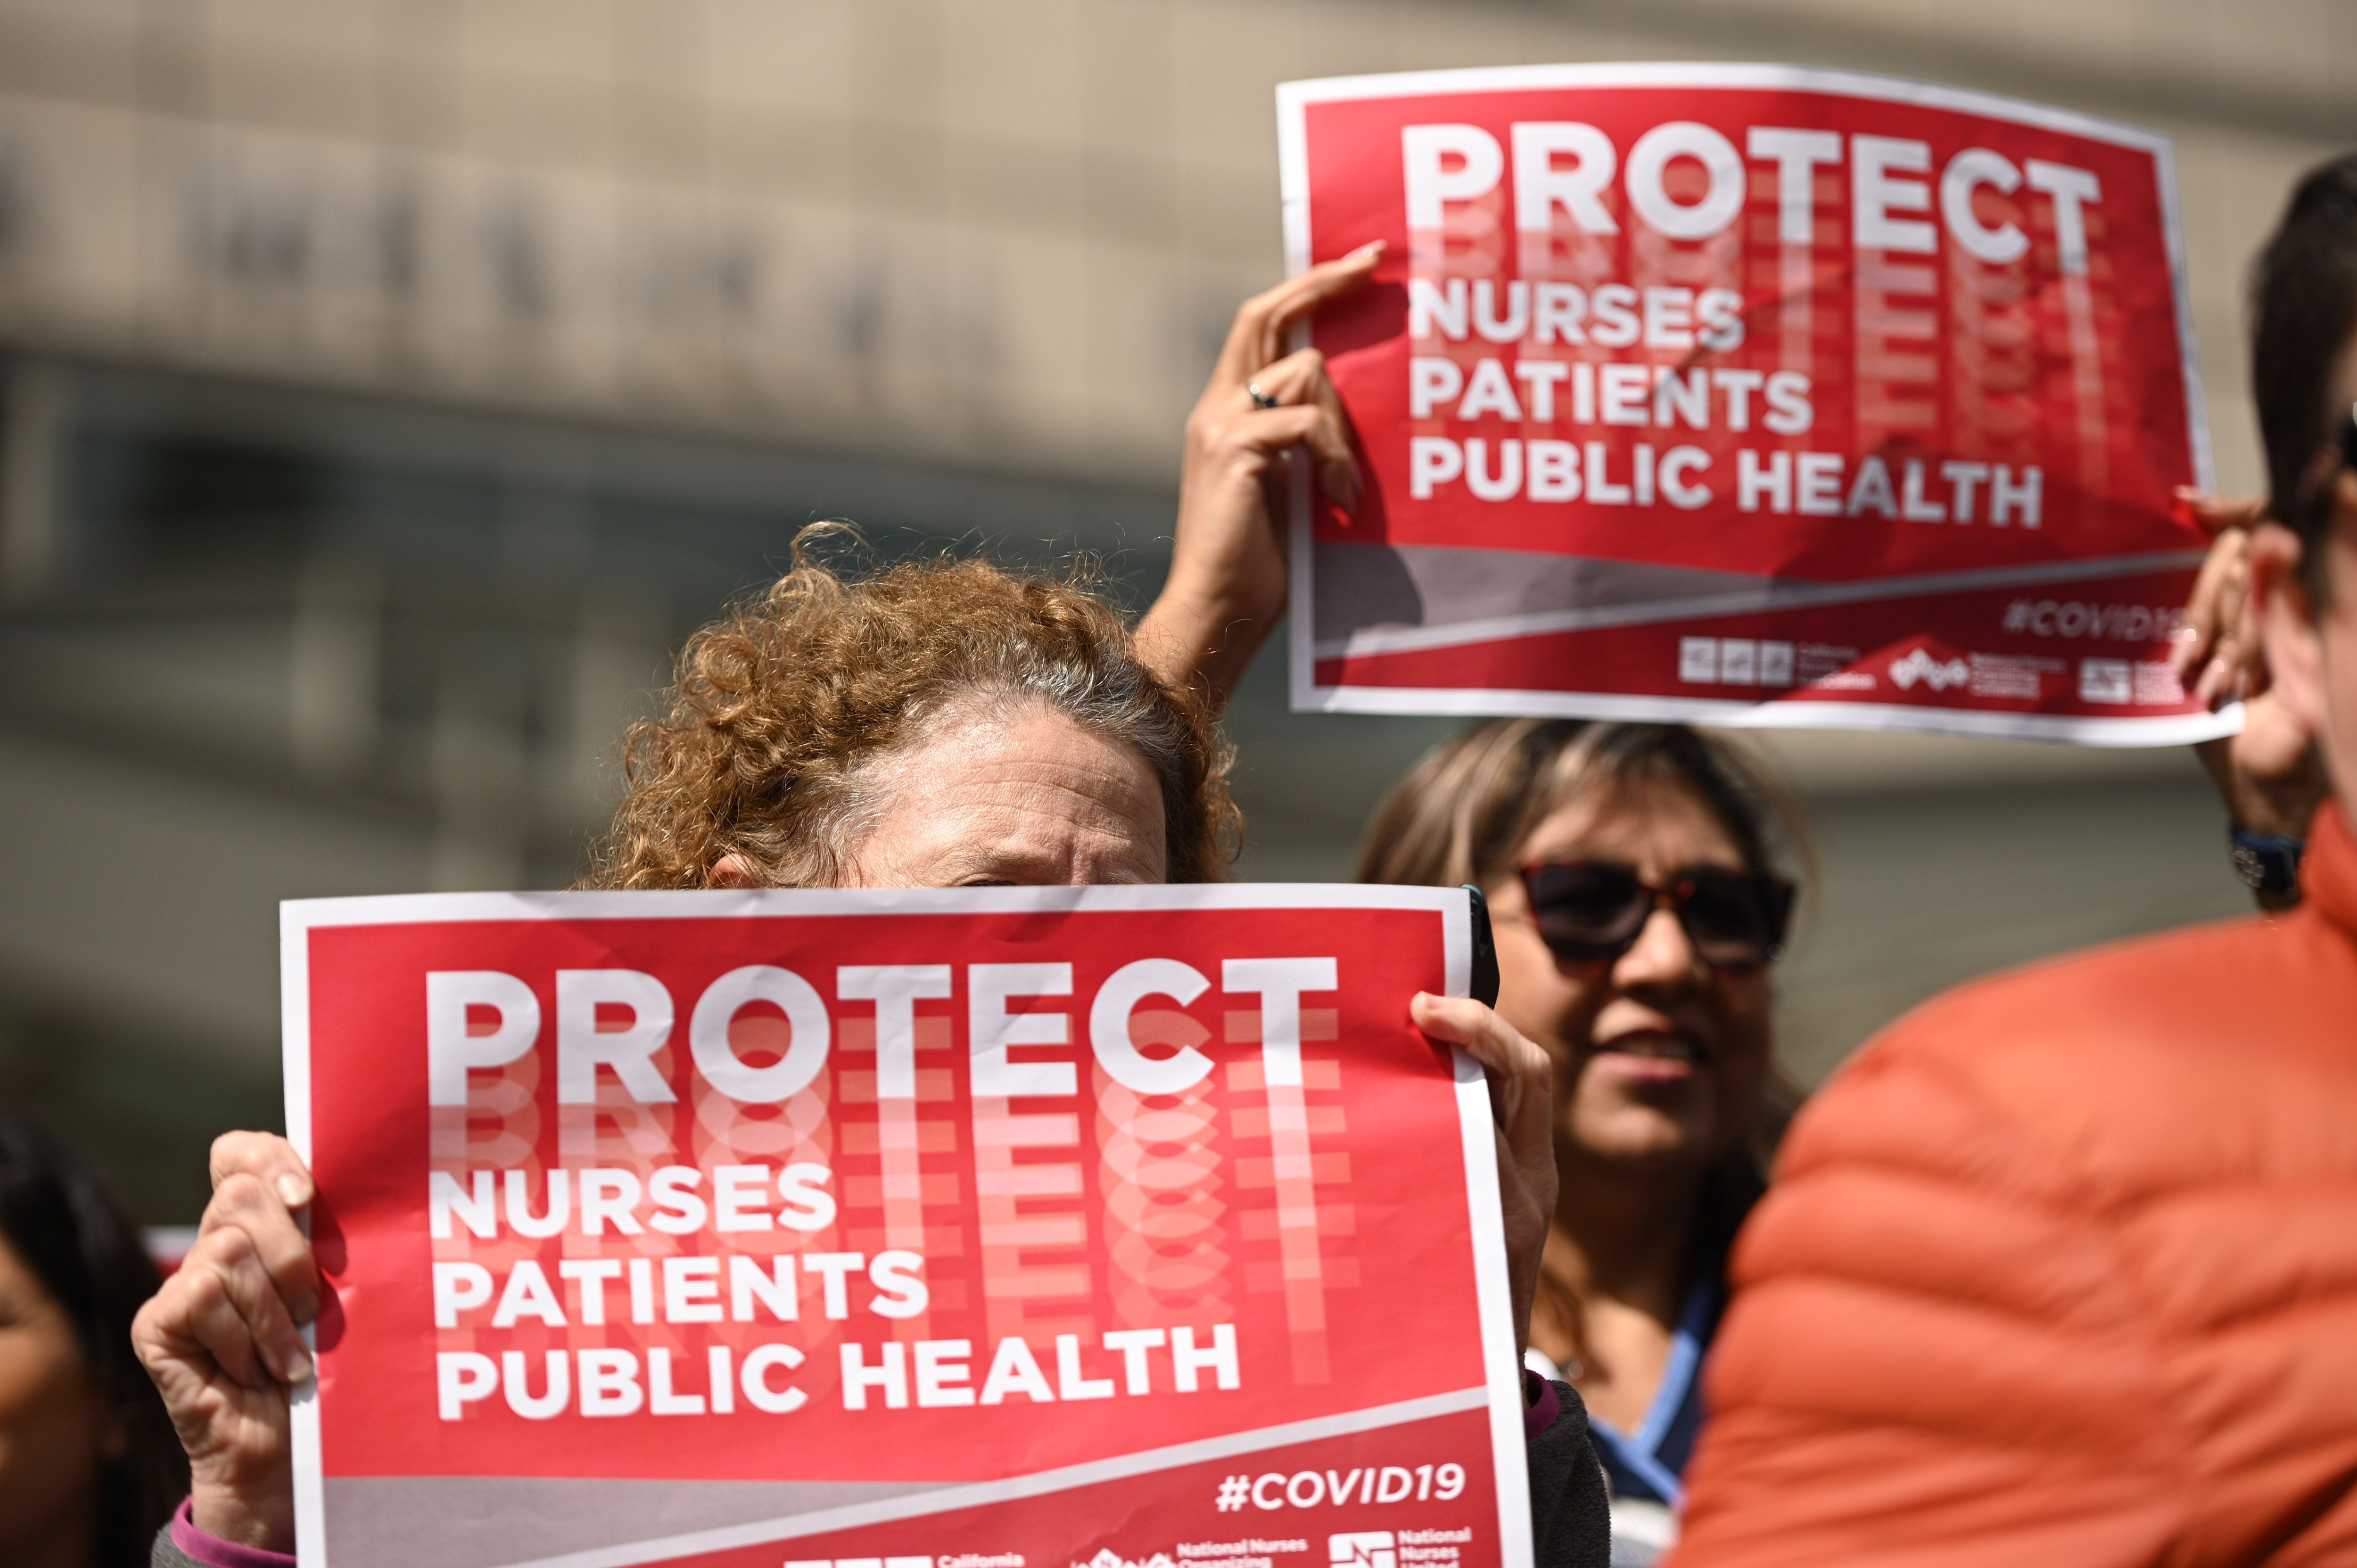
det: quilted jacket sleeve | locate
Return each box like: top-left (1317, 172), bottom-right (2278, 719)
top-left (1665, 1007), bottom-right (2185, 1568)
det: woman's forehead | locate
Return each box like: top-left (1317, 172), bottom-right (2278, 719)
top-left (843, 705), bottom-right (1168, 887)
top-left (1517, 775), bottom-right (1746, 867)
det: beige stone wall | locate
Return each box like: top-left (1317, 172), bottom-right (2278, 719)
top-left (0, 0), bottom-right (2341, 491)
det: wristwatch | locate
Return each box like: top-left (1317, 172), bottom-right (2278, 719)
top-left (2229, 827), bottom-right (2305, 902)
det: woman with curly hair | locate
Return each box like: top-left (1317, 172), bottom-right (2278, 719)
top-left (592, 531), bottom-right (1239, 892)
top-left (135, 523), bottom-right (1598, 1565)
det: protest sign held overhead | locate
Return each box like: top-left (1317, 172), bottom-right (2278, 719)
top-left (278, 887), bottom-right (1527, 1568)
top-left (1277, 64), bottom-right (2230, 742)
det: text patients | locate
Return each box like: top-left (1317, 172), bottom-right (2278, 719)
top-left (423, 956), bottom-right (1334, 1425)
top-left (1390, 120), bottom-right (2090, 528)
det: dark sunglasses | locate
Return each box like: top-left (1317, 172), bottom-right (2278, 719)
top-left (1519, 859), bottom-right (1796, 968)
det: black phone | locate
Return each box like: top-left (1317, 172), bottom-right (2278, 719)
top-left (1462, 884), bottom-right (1500, 1008)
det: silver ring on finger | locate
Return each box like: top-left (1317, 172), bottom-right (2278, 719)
top-left (1246, 380), bottom-right (1279, 411)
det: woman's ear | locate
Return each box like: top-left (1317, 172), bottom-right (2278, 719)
top-left (709, 853), bottom-right (763, 889)
top-left (2251, 520), bottom-right (2327, 733)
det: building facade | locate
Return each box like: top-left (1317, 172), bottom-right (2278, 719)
top-left (0, 0), bottom-right (2334, 1214)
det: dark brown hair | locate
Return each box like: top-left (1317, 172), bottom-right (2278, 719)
top-left (588, 532), bottom-right (1237, 888)
top-left (1356, 719), bottom-right (1804, 1340)
top-left (2251, 149), bottom-right (2357, 599)
top-left (0, 1116), bottom-right (186, 1564)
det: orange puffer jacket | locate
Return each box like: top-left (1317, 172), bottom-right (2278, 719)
top-left (1673, 803), bottom-right (2357, 1567)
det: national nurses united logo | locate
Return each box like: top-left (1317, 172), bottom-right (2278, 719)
top-left (1887, 648), bottom-right (1970, 692)
top-left (1328, 1533), bottom-right (1397, 1568)
top-left (1074, 1551), bottom-right (1179, 1568)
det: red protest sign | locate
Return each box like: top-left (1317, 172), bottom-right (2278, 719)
top-left (279, 887), bottom-right (1526, 1568)
top-left (1278, 64), bottom-right (2229, 743)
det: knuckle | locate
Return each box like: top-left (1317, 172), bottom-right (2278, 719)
top-left (208, 1171), bottom-right (271, 1218)
top-left (203, 1224), bottom-right (259, 1271)
top-left (209, 1130), bottom-right (280, 1186)
top-left (175, 1268), bottom-right (231, 1324)
top-left (156, 1260), bottom-right (211, 1308)
top-left (130, 1296), bottom-right (166, 1346)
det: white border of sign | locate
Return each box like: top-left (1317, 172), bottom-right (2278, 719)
top-left (280, 886), bottom-right (1528, 1568)
top-left (1274, 61), bottom-right (2232, 747)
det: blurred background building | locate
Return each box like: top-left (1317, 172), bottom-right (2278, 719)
top-left (0, 0), bottom-right (2342, 1219)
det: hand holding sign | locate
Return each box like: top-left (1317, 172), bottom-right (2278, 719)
top-left (2167, 496), bottom-right (2332, 878)
top-left (1408, 992), bottom-right (1557, 1363)
top-left (2172, 491), bottom-right (2270, 708)
top-left (132, 1132), bottom-right (319, 1550)
top-left (1140, 245), bottom-right (1380, 706)
top-left (159, 887), bottom-right (1558, 1566)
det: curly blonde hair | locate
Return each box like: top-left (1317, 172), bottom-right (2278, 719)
top-left (586, 534), bottom-right (1237, 888)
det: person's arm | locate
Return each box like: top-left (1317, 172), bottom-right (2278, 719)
top-left (1135, 244), bottom-right (1380, 709)
top-left (154, 1498), bottom-right (297, 1568)
top-left (1669, 1024), bottom-right (2180, 1567)
top-left (2171, 493), bottom-right (2330, 909)
top-left (1525, 1376), bottom-right (1612, 1568)
top-left (132, 1131), bottom-right (320, 1555)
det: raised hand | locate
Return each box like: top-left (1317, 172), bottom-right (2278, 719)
top-left (2170, 490), bottom-right (2269, 707)
top-left (2169, 491), bottom-right (2330, 899)
top-left (1137, 243), bottom-right (1382, 706)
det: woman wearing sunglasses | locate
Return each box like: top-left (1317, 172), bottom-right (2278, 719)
top-left (1138, 254), bottom-right (1801, 1566)
top-left (1355, 721), bottom-right (1797, 1568)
